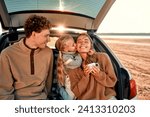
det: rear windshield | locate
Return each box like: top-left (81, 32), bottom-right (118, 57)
top-left (4, 0), bottom-right (106, 18)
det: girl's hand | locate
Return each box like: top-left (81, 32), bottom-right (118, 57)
top-left (65, 76), bottom-right (71, 88)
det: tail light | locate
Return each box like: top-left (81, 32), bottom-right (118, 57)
top-left (129, 79), bottom-right (137, 99)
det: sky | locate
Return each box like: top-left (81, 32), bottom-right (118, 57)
top-left (98, 0), bottom-right (150, 33)
top-left (0, 0), bottom-right (150, 34)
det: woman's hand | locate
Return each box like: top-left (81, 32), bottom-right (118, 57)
top-left (91, 66), bottom-right (100, 78)
top-left (83, 65), bottom-right (91, 78)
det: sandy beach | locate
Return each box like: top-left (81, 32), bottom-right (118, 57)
top-left (103, 38), bottom-right (150, 100)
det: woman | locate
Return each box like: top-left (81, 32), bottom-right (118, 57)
top-left (67, 33), bottom-right (117, 100)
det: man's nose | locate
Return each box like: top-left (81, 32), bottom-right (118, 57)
top-left (47, 37), bottom-right (50, 42)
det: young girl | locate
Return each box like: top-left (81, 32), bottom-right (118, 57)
top-left (55, 34), bottom-right (82, 100)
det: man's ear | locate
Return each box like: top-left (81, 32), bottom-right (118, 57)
top-left (31, 31), bottom-right (36, 37)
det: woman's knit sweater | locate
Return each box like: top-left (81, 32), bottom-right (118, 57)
top-left (68, 52), bottom-right (117, 100)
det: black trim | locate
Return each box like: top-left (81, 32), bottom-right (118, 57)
top-left (9, 10), bottom-right (94, 19)
top-left (23, 38), bottom-right (38, 75)
top-left (30, 50), bottom-right (35, 75)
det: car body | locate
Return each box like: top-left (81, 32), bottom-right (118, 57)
top-left (0, 0), bottom-right (137, 100)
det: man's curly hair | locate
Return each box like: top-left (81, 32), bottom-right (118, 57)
top-left (24, 15), bottom-right (51, 38)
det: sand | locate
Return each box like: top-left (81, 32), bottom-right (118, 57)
top-left (103, 38), bottom-right (150, 100)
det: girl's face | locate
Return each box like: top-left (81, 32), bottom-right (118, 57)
top-left (63, 38), bottom-right (76, 52)
top-left (76, 35), bottom-right (92, 53)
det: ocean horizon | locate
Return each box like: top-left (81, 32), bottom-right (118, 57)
top-left (98, 33), bottom-right (150, 39)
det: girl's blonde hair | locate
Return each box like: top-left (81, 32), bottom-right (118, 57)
top-left (55, 34), bottom-right (74, 86)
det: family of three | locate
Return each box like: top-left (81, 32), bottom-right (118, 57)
top-left (0, 14), bottom-right (117, 100)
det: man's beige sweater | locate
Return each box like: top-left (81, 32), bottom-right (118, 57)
top-left (0, 38), bottom-right (53, 100)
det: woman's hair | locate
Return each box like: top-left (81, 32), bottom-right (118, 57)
top-left (76, 33), bottom-right (97, 65)
top-left (24, 15), bottom-right (51, 38)
top-left (77, 32), bottom-right (95, 56)
top-left (55, 34), bottom-right (74, 86)
top-left (76, 33), bottom-right (94, 50)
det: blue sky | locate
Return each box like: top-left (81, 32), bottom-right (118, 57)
top-left (1, 0), bottom-right (150, 34)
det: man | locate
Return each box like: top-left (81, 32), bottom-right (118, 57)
top-left (0, 15), bottom-right (53, 100)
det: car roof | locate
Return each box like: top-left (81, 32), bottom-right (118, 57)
top-left (0, 0), bottom-right (115, 31)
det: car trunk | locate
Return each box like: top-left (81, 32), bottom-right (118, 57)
top-left (0, 0), bottom-right (115, 31)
